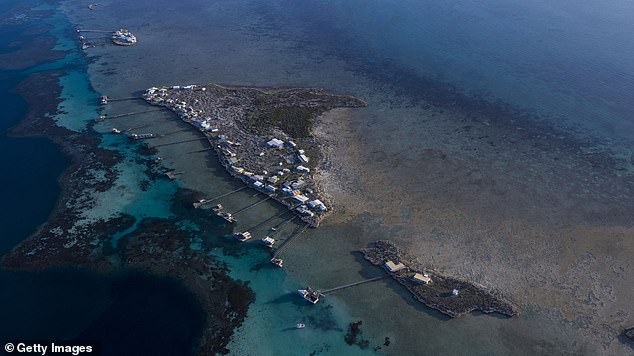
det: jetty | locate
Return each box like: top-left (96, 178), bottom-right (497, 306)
top-left (272, 223), bottom-right (309, 258)
top-left (243, 209), bottom-right (292, 232)
top-left (102, 109), bottom-right (163, 120)
top-left (154, 137), bottom-right (207, 147)
top-left (319, 276), bottom-right (388, 295)
top-left (76, 29), bottom-right (111, 33)
top-left (193, 186), bottom-right (248, 208)
top-left (230, 196), bottom-right (273, 215)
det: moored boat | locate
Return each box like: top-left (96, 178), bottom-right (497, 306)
top-left (217, 211), bottom-right (236, 223)
top-left (270, 258), bottom-right (284, 268)
top-left (298, 287), bottom-right (320, 304)
top-left (261, 236), bottom-right (275, 248)
top-left (233, 231), bottom-right (252, 242)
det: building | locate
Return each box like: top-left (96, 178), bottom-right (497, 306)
top-left (281, 187), bottom-right (294, 195)
top-left (267, 138), bottom-right (285, 149)
top-left (308, 199), bottom-right (327, 212)
top-left (293, 194), bottom-right (310, 204)
top-left (291, 180), bottom-right (305, 189)
top-left (253, 181), bottom-right (264, 189)
top-left (265, 185), bottom-right (277, 193)
top-left (384, 260), bottom-right (406, 272)
top-left (296, 165), bottom-right (310, 173)
top-left (298, 154), bottom-right (310, 163)
top-left (267, 176), bottom-right (280, 184)
top-left (412, 273), bottom-right (432, 285)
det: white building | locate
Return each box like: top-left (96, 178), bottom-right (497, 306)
top-left (384, 260), bottom-right (406, 272)
top-left (292, 194), bottom-right (310, 204)
top-left (308, 199), bottom-right (327, 212)
top-left (298, 154), bottom-right (310, 163)
top-left (267, 138), bottom-right (285, 149)
top-left (412, 273), bottom-right (432, 285)
top-left (296, 165), bottom-right (310, 173)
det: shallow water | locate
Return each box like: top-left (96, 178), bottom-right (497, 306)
top-left (4, 0), bottom-right (634, 354)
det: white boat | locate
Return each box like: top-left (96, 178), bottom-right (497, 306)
top-left (217, 211), bottom-right (236, 223)
top-left (296, 323), bottom-right (305, 329)
top-left (212, 204), bottom-right (223, 212)
top-left (261, 236), bottom-right (275, 248)
top-left (270, 258), bottom-right (284, 268)
top-left (271, 227), bottom-right (277, 231)
top-left (111, 128), bottom-right (121, 134)
top-left (298, 287), bottom-right (320, 304)
top-left (233, 231), bottom-right (252, 242)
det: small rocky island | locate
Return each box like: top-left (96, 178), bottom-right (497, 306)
top-left (362, 240), bottom-right (519, 318)
top-left (143, 84), bottom-right (366, 227)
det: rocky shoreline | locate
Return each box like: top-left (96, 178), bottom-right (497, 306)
top-left (142, 84), bottom-right (366, 227)
top-left (362, 240), bottom-right (519, 318)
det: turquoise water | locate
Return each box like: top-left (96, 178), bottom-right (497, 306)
top-left (4, 0), bottom-right (634, 354)
top-left (0, 1), bottom-right (204, 354)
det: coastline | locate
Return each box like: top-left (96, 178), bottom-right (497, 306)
top-left (142, 83), bottom-right (367, 228)
top-left (1, 10), bottom-right (255, 355)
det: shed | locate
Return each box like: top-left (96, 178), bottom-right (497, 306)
top-left (412, 273), bottom-right (432, 285)
top-left (384, 260), bottom-right (406, 272)
top-left (293, 195), bottom-right (310, 203)
top-left (267, 138), bottom-right (285, 149)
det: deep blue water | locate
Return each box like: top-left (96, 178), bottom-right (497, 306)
top-left (0, 2), bottom-right (203, 355)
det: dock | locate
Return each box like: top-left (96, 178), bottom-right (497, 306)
top-left (106, 109), bottom-right (163, 119)
top-left (243, 210), bottom-right (292, 232)
top-left (108, 97), bottom-right (142, 102)
top-left (272, 223), bottom-right (309, 258)
top-left (154, 137), bottom-right (208, 147)
top-left (193, 186), bottom-right (248, 208)
top-left (230, 195), bottom-right (273, 215)
top-left (319, 276), bottom-right (388, 295)
top-left (76, 29), bottom-right (111, 33)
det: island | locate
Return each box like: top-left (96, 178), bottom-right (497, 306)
top-left (362, 240), bottom-right (519, 318)
top-left (143, 84), bottom-right (367, 227)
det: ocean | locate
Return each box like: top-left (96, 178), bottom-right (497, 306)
top-left (3, 0), bottom-right (634, 355)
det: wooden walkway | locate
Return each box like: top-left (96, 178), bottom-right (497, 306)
top-left (192, 186), bottom-right (248, 208)
top-left (319, 276), bottom-right (388, 295)
top-left (230, 195), bottom-right (273, 215)
top-left (154, 137), bottom-right (207, 147)
top-left (272, 223), bottom-right (309, 258)
top-left (107, 109), bottom-right (163, 119)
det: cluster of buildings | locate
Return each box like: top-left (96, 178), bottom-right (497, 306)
top-left (384, 259), bottom-right (434, 286)
top-left (143, 85), bottom-right (330, 225)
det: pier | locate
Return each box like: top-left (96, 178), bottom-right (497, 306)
top-left (319, 276), bottom-right (388, 295)
top-left (272, 223), bottom-right (309, 258)
top-left (76, 29), bottom-right (111, 33)
top-left (243, 209), bottom-right (292, 232)
top-left (108, 97), bottom-right (142, 102)
top-left (230, 195), bottom-right (273, 215)
top-left (269, 215), bottom-right (298, 235)
top-left (105, 109), bottom-right (163, 120)
top-left (187, 147), bottom-right (215, 154)
top-left (193, 186), bottom-right (248, 208)
top-left (154, 137), bottom-right (208, 147)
